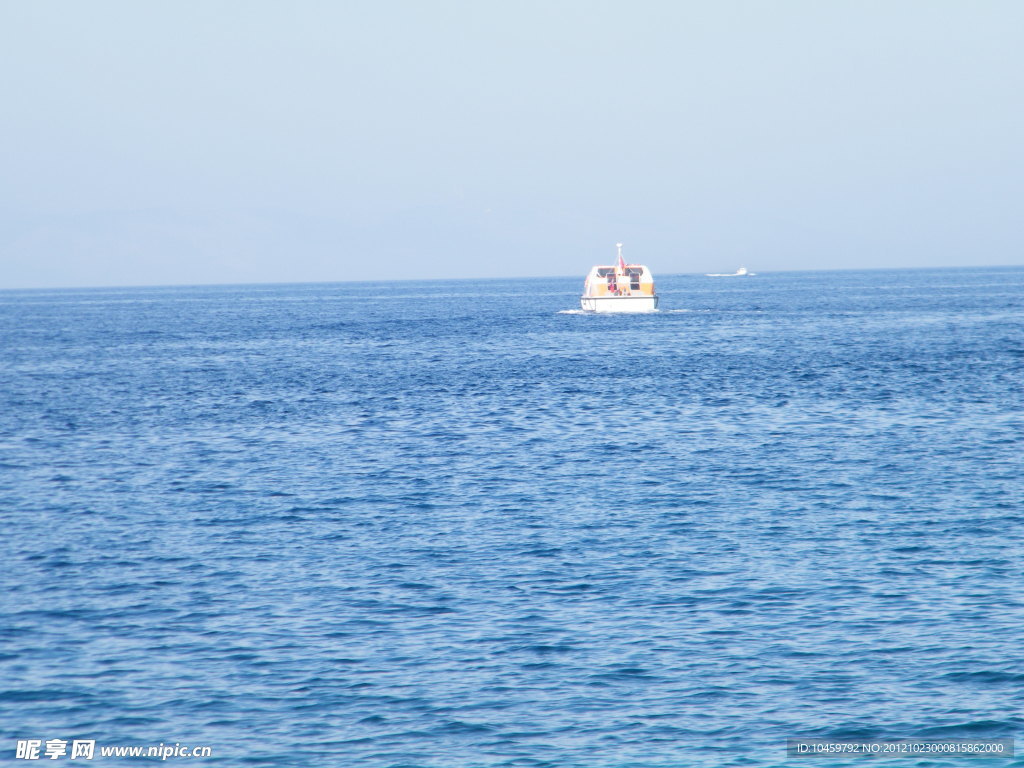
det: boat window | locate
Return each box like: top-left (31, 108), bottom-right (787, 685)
top-left (597, 268), bottom-right (615, 277)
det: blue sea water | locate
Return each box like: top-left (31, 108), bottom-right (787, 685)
top-left (1, 267), bottom-right (1022, 767)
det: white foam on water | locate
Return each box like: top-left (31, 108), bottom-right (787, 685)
top-left (559, 308), bottom-right (713, 314)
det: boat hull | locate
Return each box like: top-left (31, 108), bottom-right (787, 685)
top-left (580, 295), bottom-right (659, 313)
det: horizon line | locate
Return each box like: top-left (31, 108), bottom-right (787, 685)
top-left (1, 262), bottom-right (1020, 294)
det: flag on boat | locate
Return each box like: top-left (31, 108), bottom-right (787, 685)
top-left (616, 242), bottom-right (626, 272)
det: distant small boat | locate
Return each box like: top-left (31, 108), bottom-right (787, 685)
top-left (580, 243), bottom-right (659, 312)
top-left (706, 266), bottom-right (755, 277)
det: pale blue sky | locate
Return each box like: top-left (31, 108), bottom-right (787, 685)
top-left (2, 1), bottom-right (1022, 288)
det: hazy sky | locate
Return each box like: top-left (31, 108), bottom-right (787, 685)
top-left (2, 1), bottom-right (1022, 288)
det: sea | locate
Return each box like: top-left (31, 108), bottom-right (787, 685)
top-left (1, 267), bottom-right (1022, 767)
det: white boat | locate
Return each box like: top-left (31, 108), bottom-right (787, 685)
top-left (580, 243), bottom-right (659, 313)
top-left (706, 266), bottom-right (755, 277)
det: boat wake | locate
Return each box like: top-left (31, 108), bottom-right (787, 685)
top-left (559, 308), bottom-right (707, 315)
top-left (706, 266), bottom-right (755, 277)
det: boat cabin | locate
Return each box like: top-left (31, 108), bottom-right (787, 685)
top-left (582, 264), bottom-right (656, 298)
